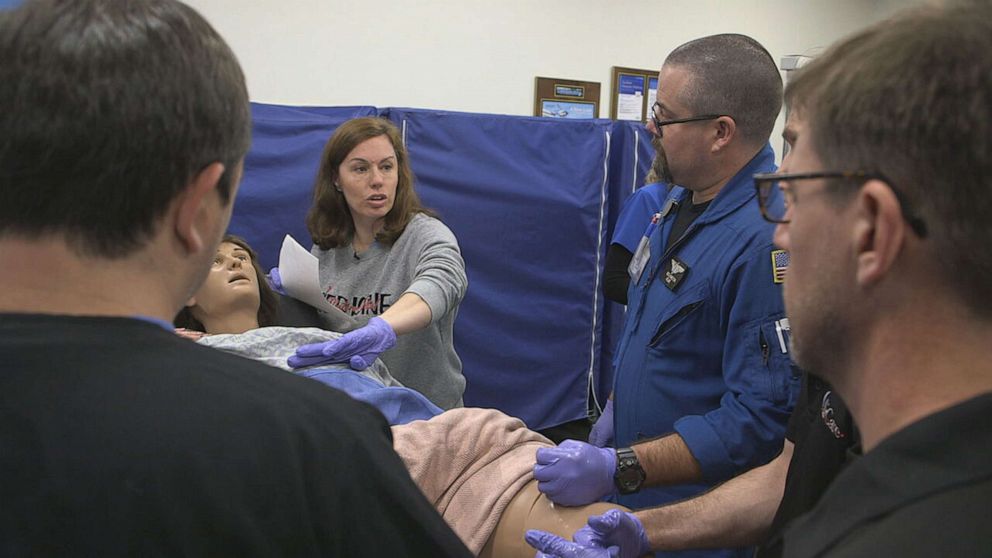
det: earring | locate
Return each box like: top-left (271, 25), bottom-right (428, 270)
top-left (334, 182), bottom-right (342, 192)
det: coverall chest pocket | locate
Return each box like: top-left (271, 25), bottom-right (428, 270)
top-left (647, 283), bottom-right (710, 349)
top-left (752, 319), bottom-right (799, 405)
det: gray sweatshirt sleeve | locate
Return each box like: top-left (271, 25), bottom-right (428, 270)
top-left (402, 215), bottom-right (467, 325)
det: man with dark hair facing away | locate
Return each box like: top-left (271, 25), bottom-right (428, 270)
top-left (0, 1), bottom-right (471, 555)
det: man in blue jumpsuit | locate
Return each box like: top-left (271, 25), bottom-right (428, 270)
top-left (532, 34), bottom-right (797, 558)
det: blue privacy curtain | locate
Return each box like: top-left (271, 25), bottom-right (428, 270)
top-left (385, 108), bottom-right (612, 430)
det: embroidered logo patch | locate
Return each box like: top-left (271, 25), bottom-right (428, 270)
top-left (771, 249), bottom-right (790, 284)
top-left (820, 391), bottom-right (846, 439)
top-left (663, 256), bottom-right (689, 291)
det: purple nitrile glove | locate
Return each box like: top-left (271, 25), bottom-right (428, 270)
top-left (533, 439), bottom-right (616, 506)
top-left (288, 316), bottom-right (396, 370)
top-left (267, 267), bottom-right (287, 295)
top-left (588, 399), bottom-right (615, 447)
top-left (573, 509), bottom-right (650, 558)
top-left (525, 530), bottom-right (616, 558)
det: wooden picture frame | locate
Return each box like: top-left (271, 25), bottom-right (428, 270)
top-left (609, 66), bottom-right (658, 122)
top-left (534, 77), bottom-right (601, 119)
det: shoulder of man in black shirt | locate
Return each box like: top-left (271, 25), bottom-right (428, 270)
top-left (0, 314), bottom-right (472, 557)
top-left (757, 372), bottom-right (859, 558)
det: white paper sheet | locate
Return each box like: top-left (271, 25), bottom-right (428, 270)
top-left (617, 91), bottom-right (644, 121)
top-left (278, 235), bottom-right (359, 332)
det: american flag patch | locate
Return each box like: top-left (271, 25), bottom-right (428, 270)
top-left (771, 250), bottom-right (789, 283)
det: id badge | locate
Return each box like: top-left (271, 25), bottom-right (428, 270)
top-left (628, 215), bottom-right (659, 285)
top-left (628, 235), bottom-right (651, 284)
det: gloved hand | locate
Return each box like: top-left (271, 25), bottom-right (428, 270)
top-left (588, 399), bottom-right (615, 447)
top-left (267, 267), bottom-right (287, 295)
top-left (573, 509), bottom-right (650, 558)
top-left (534, 439), bottom-right (616, 506)
top-left (288, 316), bottom-right (396, 370)
top-left (525, 530), bottom-right (615, 558)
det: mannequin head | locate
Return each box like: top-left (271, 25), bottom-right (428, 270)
top-left (174, 234), bottom-right (277, 333)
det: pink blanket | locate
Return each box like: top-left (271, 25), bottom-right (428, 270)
top-left (392, 408), bottom-right (553, 554)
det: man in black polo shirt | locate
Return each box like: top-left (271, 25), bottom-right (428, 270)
top-left (757, 375), bottom-right (857, 556)
top-left (773, 2), bottom-right (992, 554)
top-left (0, 1), bottom-right (471, 556)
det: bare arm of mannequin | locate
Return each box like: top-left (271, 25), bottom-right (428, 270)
top-left (480, 481), bottom-right (631, 558)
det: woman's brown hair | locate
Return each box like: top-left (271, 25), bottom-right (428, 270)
top-left (173, 234), bottom-right (279, 332)
top-left (306, 117), bottom-right (436, 249)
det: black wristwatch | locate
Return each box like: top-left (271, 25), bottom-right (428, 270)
top-left (614, 446), bottom-right (647, 494)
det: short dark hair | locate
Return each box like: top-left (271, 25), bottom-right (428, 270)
top-left (174, 234), bottom-right (278, 332)
top-left (665, 34), bottom-right (782, 146)
top-left (0, 0), bottom-right (251, 258)
top-left (307, 117), bottom-right (436, 250)
top-left (786, 1), bottom-right (992, 317)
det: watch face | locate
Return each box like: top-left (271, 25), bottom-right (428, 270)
top-left (615, 454), bottom-right (645, 494)
top-left (618, 468), bottom-right (639, 486)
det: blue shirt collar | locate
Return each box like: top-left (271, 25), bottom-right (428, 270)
top-left (132, 315), bottom-right (174, 332)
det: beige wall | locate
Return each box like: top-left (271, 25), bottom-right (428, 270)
top-left (187, 0), bottom-right (924, 161)
top-left (187, 0), bottom-right (918, 115)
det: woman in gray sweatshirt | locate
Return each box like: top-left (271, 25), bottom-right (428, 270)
top-left (294, 117), bottom-right (467, 409)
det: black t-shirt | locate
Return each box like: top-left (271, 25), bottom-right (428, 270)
top-left (666, 197), bottom-right (711, 250)
top-left (0, 314), bottom-right (472, 557)
top-left (757, 373), bottom-right (860, 558)
top-left (604, 243), bottom-right (635, 304)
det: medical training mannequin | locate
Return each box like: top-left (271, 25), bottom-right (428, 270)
top-left (177, 235), bottom-right (428, 423)
top-left (179, 236), bottom-right (627, 556)
top-left (271, 117), bottom-right (468, 410)
top-left (175, 235), bottom-right (276, 336)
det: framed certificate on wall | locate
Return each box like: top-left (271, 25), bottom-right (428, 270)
top-left (535, 77), bottom-right (601, 119)
top-left (610, 66), bottom-right (657, 122)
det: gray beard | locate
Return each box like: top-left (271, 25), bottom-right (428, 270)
top-left (655, 144), bottom-right (675, 185)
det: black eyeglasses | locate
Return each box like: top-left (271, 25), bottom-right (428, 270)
top-left (649, 102), bottom-right (727, 138)
top-left (753, 171), bottom-right (928, 238)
